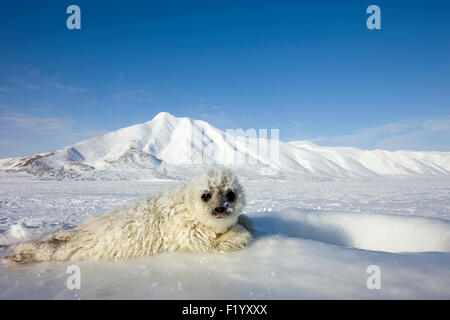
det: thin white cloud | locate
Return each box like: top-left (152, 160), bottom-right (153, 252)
top-left (4, 66), bottom-right (86, 93)
top-left (0, 112), bottom-right (74, 132)
top-left (422, 119), bottom-right (450, 132)
top-left (311, 117), bottom-right (450, 151)
top-left (50, 81), bottom-right (88, 93)
top-left (26, 85), bottom-right (40, 90)
top-left (0, 86), bottom-right (14, 92)
top-left (113, 89), bottom-right (151, 102)
top-left (0, 110), bottom-right (106, 158)
top-left (199, 107), bottom-right (232, 125)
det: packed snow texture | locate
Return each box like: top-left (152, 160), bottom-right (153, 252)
top-left (1, 178), bottom-right (450, 299)
top-left (1, 112), bottom-right (449, 180)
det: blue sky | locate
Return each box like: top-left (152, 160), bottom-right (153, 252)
top-left (0, 0), bottom-right (449, 157)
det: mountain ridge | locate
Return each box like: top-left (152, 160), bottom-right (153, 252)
top-left (1, 112), bottom-right (449, 180)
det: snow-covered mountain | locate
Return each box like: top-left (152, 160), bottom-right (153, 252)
top-left (1, 112), bottom-right (450, 180)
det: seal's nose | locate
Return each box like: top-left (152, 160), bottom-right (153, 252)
top-left (214, 207), bottom-right (226, 214)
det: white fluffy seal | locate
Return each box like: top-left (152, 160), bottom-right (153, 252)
top-left (2, 168), bottom-right (253, 264)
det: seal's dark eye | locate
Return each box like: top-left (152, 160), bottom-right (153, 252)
top-left (226, 191), bottom-right (236, 202)
top-left (201, 193), bottom-right (212, 202)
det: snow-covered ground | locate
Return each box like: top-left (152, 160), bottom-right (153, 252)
top-left (0, 177), bottom-right (449, 299)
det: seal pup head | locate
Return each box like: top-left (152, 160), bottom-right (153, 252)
top-left (185, 167), bottom-right (245, 233)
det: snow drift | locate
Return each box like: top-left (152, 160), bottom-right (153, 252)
top-left (255, 209), bottom-right (450, 253)
top-left (0, 112), bottom-right (449, 180)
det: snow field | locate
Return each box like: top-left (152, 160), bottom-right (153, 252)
top-left (0, 178), bottom-right (449, 299)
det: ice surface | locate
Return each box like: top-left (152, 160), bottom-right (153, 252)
top-left (1, 178), bottom-right (449, 299)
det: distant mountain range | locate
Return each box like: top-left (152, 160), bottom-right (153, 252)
top-left (1, 112), bottom-right (449, 180)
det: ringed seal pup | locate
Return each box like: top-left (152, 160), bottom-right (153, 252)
top-left (3, 168), bottom-right (253, 264)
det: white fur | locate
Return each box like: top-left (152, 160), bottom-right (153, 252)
top-left (2, 168), bottom-right (252, 264)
